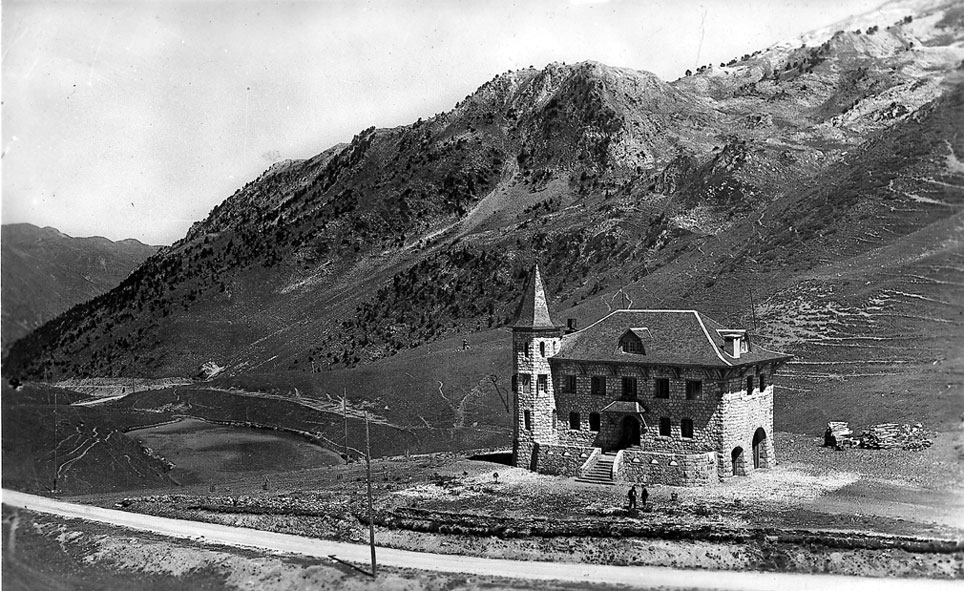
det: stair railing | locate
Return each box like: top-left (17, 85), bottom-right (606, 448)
top-left (577, 447), bottom-right (602, 478)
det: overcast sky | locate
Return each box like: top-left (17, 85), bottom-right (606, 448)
top-left (2, 0), bottom-right (887, 245)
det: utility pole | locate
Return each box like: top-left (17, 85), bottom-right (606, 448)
top-left (343, 389), bottom-right (349, 465)
top-left (365, 411), bottom-right (377, 577)
top-left (47, 352), bottom-right (57, 493)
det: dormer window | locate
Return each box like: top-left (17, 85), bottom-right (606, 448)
top-left (622, 339), bottom-right (643, 354)
top-left (618, 328), bottom-right (649, 355)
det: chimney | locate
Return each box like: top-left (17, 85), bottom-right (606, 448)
top-left (566, 318), bottom-right (578, 333)
top-left (718, 329), bottom-right (745, 359)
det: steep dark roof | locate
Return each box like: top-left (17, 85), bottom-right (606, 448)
top-left (512, 265), bottom-right (557, 330)
top-left (552, 309), bottom-right (790, 368)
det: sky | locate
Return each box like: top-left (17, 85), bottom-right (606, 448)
top-left (2, 0), bottom-right (888, 245)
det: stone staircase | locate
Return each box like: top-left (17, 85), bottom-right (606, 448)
top-left (575, 451), bottom-right (616, 485)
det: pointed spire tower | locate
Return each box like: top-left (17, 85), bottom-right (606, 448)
top-left (511, 265), bottom-right (562, 469)
top-left (513, 264), bottom-right (557, 330)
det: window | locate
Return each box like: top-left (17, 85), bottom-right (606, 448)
top-left (589, 412), bottom-right (600, 432)
top-left (537, 374), bottom-right (547, 393)
top-left (655, 378), bottom-right (669, 399)
top-left (759, 375), bottom-right (767, 392)
top-left (622, 376), bottom-right (638, 398)
top-left (685, 380), bottom-right (702, 400)
top-left (569, 412), bottom-right (580, 430)
top-left (562, 375), bottom-right (576, 392)
top-left (524, 410), bottom-right (532, 430)
top-left (659, 417), bottom-right (671, 437)
top-left (621, 339), bottom-right (643, 354)
top-left (511, 374), bottom-right (518, 392)
top-left (520, 374), bottom-right (531, 393)
top-left (515, 342), bottom-right (529, 358)
top-left (591, 376), bottom-right (606, 396)
top-left (539, 342), bottom-right (546, 357)
top-left (681, 418), bottom-right (694, 438)
top-left (746, 376), bottom-right (754, 396)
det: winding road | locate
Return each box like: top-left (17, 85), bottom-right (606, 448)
top-left (2, 489), bottom-right (958, 590)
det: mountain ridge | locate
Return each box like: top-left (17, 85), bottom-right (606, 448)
top-left (4, 0), bottom-right (963, 441)
top-left (1, 223), bottom-right (158, 353)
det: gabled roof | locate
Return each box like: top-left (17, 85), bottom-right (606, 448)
top-left (552, 309), bottom-right (791, 368)
top-left (622, 328), bottom-right (652, 341)
top-left (512, 265), bottom-right (558, 330)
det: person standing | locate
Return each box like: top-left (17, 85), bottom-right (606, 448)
top-left (627, 485), bottom-right (637, 510)
top-left (641, 486), bottom-right (649, 508)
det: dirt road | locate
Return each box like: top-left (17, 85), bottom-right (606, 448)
top-left (2, 489), bottom-right (958, 590)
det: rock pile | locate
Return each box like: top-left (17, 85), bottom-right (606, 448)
top-left (825, 422), bottom-right (855, 447)
top-left (858, 423), bottom-right (933, 451)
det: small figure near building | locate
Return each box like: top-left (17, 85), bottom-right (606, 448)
top-left (640, 486), bottom-right (649, 507)
top-left (627, 485), bottom-right (637, 510)
top-left (823, 426), bottom-right (836, 448)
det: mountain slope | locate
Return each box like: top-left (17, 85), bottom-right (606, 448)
top-left (4, 0), bottom-right (963, 445)
top-left (1, 224), bottom-right (157, 352)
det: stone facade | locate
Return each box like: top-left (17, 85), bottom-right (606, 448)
top-left (532, 442), bottom-right (598, 476)
top-left (510, 266), bottom-right (789, 486)
top-left (552, 363), bottom-right (725, 455)
top-left (515, 350), bottom-right (781, 485)
top-left (614, 449), bottom-right (717, 486)
top-left (718, 371), bottom-right (775, 478)
top-left (512, 329), bottom-right (562, 468)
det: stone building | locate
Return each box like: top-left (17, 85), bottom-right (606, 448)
top-left (512, 266), bottom-right (791, 486)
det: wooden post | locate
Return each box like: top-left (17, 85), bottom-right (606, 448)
top-left (343, 391), bottom-right (349, 465)
top-left (47, 352), bottom-right (57, 493)
top-left (365, 411), bottom-right (377, 577)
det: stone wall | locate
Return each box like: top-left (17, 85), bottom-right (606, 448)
top-left (551, 362), bottom-right (723, 454)
top-left (532, 442), bottom-right (597, 476)
top-left (718, 370), bottom-right (775, 479)
top-left (512, 329), bottom-right (561, 467)
top-left (514, 340), bottom-right (779, 485)
top-left (613, 449), bottom-right (718, 486)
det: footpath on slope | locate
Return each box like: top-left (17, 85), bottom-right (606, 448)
top-left (3, 489), bottom-right (960, 591)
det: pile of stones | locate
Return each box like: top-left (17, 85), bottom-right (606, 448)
top-left (824, 421), bottom-right (856, 447)
top-left (858, 423), bottom-right (933, 451)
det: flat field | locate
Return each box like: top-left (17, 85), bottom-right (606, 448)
top-left (129, 418), bottom-right (342, 486)
top-left (52, 427), bottom-right (963, 582)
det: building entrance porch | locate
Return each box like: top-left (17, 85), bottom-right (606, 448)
top-left (619, 415), bottom-right (641, 449)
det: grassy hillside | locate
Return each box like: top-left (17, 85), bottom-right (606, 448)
top-left (0, 382), bottom-right (177, 495)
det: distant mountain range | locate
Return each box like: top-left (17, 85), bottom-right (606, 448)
top-left (1, 223), bottom-right (156, 353)
top-left (4, 0), bottom-right (963, 437)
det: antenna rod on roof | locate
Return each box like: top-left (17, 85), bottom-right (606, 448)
top-left (748, 288), bottom-right (758, 331)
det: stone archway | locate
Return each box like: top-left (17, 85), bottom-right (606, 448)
top-left (620, 416), bottom-right (641, 449)
top-left (752, 427), bottom-right (769, 469)
top-left (731, 446), bottom-right (745, 476)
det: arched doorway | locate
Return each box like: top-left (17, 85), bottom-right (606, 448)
top-left (620, 416), bottom-right (641, 449)
top-left (731, 447), bottom-right (745, 476)
top-left (752, 428), bottom-right (768, 469)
